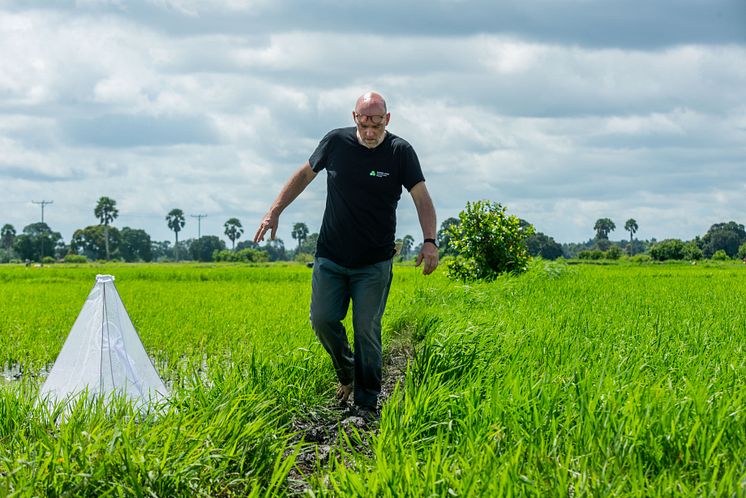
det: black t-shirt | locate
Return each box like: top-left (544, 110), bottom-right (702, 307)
top-left (309, 127), bottom-right (425, 268)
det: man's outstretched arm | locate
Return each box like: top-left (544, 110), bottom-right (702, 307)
top-left (254, 161), bottom-right (317, 243)
top-left (410, 181), bottom-right (439, 275)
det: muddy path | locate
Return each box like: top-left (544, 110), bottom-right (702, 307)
top-left (285, 341), bottom-right (413, 495)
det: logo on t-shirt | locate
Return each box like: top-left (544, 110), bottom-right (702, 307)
top-left (369, 170), bottom-right (390, 178)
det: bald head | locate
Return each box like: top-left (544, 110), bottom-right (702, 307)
top-left (352, 91), bottom-right (390, 148)
top-left (355, 92), bottom-right (387, 115)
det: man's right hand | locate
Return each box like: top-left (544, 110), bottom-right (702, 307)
top-left (254, 213), bottom-right (278, 243)
top-left (253, 162), bottom-right (318, 244)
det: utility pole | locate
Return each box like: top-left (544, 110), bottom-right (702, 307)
top-left (32, 200), bottom-right (53, 224)
top-left (32, 200), bottom-right (53, 265)
top-left (190, 214), bottom-right (207, 239)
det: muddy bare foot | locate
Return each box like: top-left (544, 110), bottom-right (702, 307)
top-left (336, 383), bottom-right (353, 404)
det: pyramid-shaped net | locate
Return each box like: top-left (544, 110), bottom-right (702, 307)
top-left (40, 275), bottom-right (168, 406)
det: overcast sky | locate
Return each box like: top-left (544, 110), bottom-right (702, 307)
top-left (2, 0), bottom-right (745, 247)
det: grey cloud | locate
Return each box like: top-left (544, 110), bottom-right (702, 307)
top-left (4, 0), bottom-right (744, 48)
top-left (0, 166), bottom-right (71, 182)
top-left (63, 114), bottom-right (219, 147)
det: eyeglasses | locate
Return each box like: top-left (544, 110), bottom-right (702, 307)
top-left (354, 113), bottom-right (387, 125)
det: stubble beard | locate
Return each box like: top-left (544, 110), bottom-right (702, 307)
top-left (357, 129), bottom-right (386, 149)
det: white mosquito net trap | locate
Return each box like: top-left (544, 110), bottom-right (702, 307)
top-left (39, 275), bottom-right (168, 407)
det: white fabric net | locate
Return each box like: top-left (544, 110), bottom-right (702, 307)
top-left (39, 275), bottom-right (168, 407)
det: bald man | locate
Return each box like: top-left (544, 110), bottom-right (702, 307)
top-left (255, 92), bottom-right (438, 420)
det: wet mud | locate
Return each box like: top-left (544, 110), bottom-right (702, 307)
top-left (285, 342), bottom-right (412, 495)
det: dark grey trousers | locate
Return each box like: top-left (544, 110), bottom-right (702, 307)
top-left (310, 257), bottom-right (393, 409)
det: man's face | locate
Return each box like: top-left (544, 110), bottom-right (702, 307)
top-left (353, 109), bottom-right (390, 148)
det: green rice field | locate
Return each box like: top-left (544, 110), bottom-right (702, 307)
top-left (1, 261), bottom-right (745, 496)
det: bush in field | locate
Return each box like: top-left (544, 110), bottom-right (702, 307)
top-left (294, 252), bottom-right (314, 264)
top-left (605, 246), bottom-right (623, 260)
top-left (63, 254), bottom-right (87, 264)
top-left (214, 248), bottom-right (269, 263)
top-left (649, 239), bottom-right (686, 261)
top-left (711, 249), bottom-right (730, 261)
top-left (577, 247), bottom-right (620, 260)
top-left (682, 242), bottom-right (703, 261)
top-left (446, 200), bottom-right (533, 281)
top-left (578, 249), bottom-right (604, 260)
top-left (239, 248), bottom-right (269, 263)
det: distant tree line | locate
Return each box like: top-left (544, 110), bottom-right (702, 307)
top-left (0, 197), bottom-right (315, 264)
top-left (567, 218), bottom-right (746, 262)
top-left (2, 198), bottom-right (745, 264)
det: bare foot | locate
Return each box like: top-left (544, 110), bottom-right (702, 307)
top-left (336, 383), bottom-right (353, 403)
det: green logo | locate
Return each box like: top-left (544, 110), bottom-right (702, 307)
top-left (370, 170), bottom-right (376, 176)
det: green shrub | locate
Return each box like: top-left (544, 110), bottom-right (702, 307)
top-left (64, 254), bottom-right (88, 264)
top-left (41, 256), bottom-right (56, 264)
top-left (578, 250), bottom-right (604, 260)
top-left (213, 249), bottom-right (238, 262)
top-left (649, 239), bottom-right (686, 261)
top-left (294, 252), bottom-right (314, 264)
top-left (630, 254), bottom-right (652, 264)
top-left (682, 242), bottom-right (703, 261)
top-left (446, 200), bottom-right (533, 281)
top-left (214, 248), bottom-right (269, 263)
top-left (237, 248), bottom-right (268, 263)
top-left (605, 246), bottom-right (623, 260)
top-left (711, 249), bottom-right (730, 261)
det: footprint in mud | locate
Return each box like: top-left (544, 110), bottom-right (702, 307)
top-left (285, 343), bottom-right (412, 494)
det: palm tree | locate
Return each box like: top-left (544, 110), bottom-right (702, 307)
top-left (166, 208), bottom-right (186, 261)
top-left (291, 222), bottom-right (309, 251)
top-left (1, 224), bottom-right (16, 250)
top-left (224, 218), bottom-right (244, 250)
top-left (94, 196), bottom-right (118, 260)
top-left (593, 218), bottom-right (616, 240)
top-left (624, 218), bottom-right (638, 242)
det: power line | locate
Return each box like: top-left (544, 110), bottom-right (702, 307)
top-left (190, 214), bottom-right (207, 239)
top-left (32, 200), bottom-right (53, 224)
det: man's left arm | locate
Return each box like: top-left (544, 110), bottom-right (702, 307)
top-left (410, 181), bottom-right (439, 275)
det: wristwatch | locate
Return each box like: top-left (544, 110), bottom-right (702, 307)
top-left (424, 238), bottom-right (439, 249)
